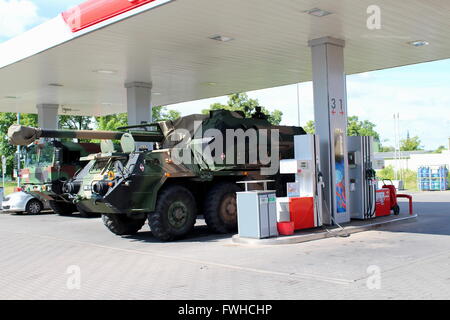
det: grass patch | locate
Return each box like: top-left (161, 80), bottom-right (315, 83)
top-left (377, 165), bottom-right (418, 191)
top-left (2, 181), bottom-right (19, 196)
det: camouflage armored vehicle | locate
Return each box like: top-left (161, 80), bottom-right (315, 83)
top-left (19, 140), bottom-right (100, 216)
top-left (8, 125), bottom-right (160, 217)
top-left (63, 108), bottom-right (306, 241)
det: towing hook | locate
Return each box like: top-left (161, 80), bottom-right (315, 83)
top-left (93, 194), bottom-right (103, 205)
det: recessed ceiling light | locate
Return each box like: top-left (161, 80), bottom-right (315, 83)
top-left (153, 92), bottom-right (161, 96)
top-left (408, 40), bottom-right (429, 47)
top-left (203, 82), bottom-right (218, 86)
top-left (101, 102), bottom-right (113, 106)
top-left (48, 83), bottom-right (64, 87)
top-left (209, 35), bottom-right (234, 42)
top-left (94, 69), bottom-right (117, 75)
top-left (304, 8), bottom-right (333, 17)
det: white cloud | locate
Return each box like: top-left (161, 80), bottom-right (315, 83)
top-left (0, 0), bottom-right (43, 38)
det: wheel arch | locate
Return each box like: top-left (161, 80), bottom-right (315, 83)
top-left (26, 198), bottom-right (44, 213)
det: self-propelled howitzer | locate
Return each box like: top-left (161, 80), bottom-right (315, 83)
top-left (65, 108), bottom-right (307, 240)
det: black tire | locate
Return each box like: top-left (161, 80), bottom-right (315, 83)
top-left (49, 200), bottom-right (76, 216)
top-left (393, 204), bottom-right (400, 215)
top-left (203, 182), bottom-right (240, 234)
top-left (102, 213), bottom-right (146, 236)
top-left (25, 199), bottom-right (43, 215)
top-left (148, 185), bottom-right (197, 241)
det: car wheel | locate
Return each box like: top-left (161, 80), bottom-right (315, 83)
top-left (25, 199), bottom-right (43, 215)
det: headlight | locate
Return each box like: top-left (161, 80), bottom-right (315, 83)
top-left (64, 181), bottom-right (81, 194)
top-left (92, 181), bottom-right (111, 196)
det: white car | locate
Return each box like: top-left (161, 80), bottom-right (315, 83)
top-left (2, 191), bottom-right (49, 215)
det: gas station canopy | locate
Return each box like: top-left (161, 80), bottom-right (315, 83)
top-left (0, 0), bottom-right (448, 116)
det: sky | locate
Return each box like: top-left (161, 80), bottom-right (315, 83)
top-left (0, 0), bottom-right (449, 150)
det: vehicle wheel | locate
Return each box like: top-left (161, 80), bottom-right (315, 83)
top-left (148, 185), bottom-right (197, 241)
top-left (203, 182), bottom-right (240, 234)
top-left (393, 204), bottom-right (400, 215)
top-left (25, 199), bottom-right (43, 215)
top-left (102, 213), bottom-right (146, 236)
top-left (49, 200), bottom-right (76, 216)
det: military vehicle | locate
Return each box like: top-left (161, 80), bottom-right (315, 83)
top-left (8, 125), bottom-right (160, 217)
top-left (62, 108), bottom-right (306, 241)
top-left (18, 140), bottom-right (100, 216)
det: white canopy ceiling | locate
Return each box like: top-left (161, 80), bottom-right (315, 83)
top-left (0, 0), bottom-right (449, 116)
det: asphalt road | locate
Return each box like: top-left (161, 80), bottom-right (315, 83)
top-left (0, 191), bottom-right (449, 300)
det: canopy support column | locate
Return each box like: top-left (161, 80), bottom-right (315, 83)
top-left (37, 104), bottom-right (59, 129)
top-left (125, 82), bottom-right (153, 126)
top-left (125, 82), bottom-right (153, 150)
top-left (308, 37), bottom-right (350, 225)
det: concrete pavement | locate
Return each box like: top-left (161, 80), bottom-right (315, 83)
top-left (0, 191), bottom-right (449, 300)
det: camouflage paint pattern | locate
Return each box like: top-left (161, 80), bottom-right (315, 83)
top-left (7, 124), bottom-right (165, 204)
top-left (21, 140), bottom-right (100, 202)
top-left (67, 109), bottom-right (305, 215)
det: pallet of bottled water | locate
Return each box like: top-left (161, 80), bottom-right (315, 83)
top-left (418, 166), bottom-right (449, 191)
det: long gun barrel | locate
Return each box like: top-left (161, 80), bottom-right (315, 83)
top-left (8, 125), bottom-right (164, 146)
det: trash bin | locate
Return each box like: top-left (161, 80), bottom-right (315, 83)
top-left (237, 190), bottom-right (278, 239)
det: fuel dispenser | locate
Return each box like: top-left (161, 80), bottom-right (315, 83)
top-left (347, 136), bottom-right (377, 220)
top-left (279, 135), bottom-right (324, 230)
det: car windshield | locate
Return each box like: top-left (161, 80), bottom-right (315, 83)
top-left (23, 144), bottom-right (54, 167)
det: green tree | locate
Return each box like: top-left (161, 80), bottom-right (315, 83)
top-left (59, 116), bottom-right (97, 143)
top-left (0, 113), bottom-right (38, 177)
top-left (379, 145), bottom-right (395, 152)
top-left (202, 93), bottom-right (283, 125)
top-left (152, 106), bottom-right (181, 122)
top-left (400, 136), bottom-right (423, 151)
top-left (304, 120), bottom-right (315, 134)
top-left (96, 106), bottom-right (181, 131)
top-left (301, 116), bottom-right (380, 141)
top-left (95, 114), bottom-right (128, 131)
top-left (59, 115), bottom-right (94, 130)
top-left (347, 116), bottom-right (380, 142)
top-left (433, 145), bottom-right (446, 154)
